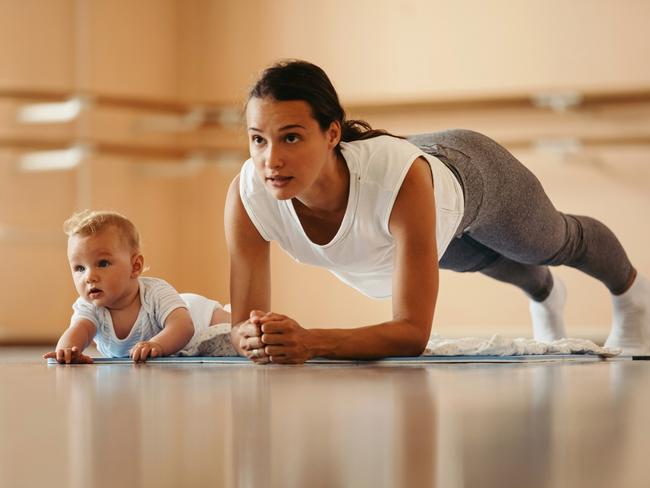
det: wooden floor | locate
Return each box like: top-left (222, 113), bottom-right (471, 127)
top-left (1, 347), bottom-right (649, 488)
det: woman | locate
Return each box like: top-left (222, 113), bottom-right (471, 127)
top-left (225, 60), bottom-right (648, 364)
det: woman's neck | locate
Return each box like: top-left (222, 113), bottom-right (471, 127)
top-left (294, 152), bottom-right (349, 218)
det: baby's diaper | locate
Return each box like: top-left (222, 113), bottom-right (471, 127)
top-left (179, 293), bottom-right (226, 352)
top-left (178, 323), bottom-right (238, 357)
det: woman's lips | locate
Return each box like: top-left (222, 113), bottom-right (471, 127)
top-left (266, 176), bottom-right (293, 188)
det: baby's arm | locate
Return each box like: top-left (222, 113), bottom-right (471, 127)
top-left (130, 307), bottom-right (195, 362)
top-left (43, 319), bottom-right (97, 364)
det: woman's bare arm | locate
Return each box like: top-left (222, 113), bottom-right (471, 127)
top-left (224, 175), bottom-right (272, 361)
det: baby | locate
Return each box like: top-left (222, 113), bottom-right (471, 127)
top-left (44, 210), bottom-right (232, 364)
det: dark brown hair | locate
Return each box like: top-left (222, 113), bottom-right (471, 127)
top-left (248, 60), bottom-right (401, 151)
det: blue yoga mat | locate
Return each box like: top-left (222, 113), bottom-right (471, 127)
top-left (47, 354), bottom-right (622, 365)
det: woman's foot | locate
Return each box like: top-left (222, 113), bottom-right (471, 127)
top-left (529, 275), bottom-right (567, 342)
top-left (605, 275), bottom-right (650, 355)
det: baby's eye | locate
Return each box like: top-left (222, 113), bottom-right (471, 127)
top-left (285, 133), bottom-right (300, 144)
top-left (73, 265), bottom-right (85, 273)
top-left (98, 260), bottom-right (110, 268)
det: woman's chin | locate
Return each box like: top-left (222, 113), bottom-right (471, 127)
top-left (265, 183), bottom-right (296, 200)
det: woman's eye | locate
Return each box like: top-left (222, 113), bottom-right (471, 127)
top-left (285, 134), bottom-right (300, 143)
top-left (98, 260), bottom-right (110, 268)
top-left (251, 135), bottom-right (265, 145)
top-left (74, 265), bottom-right (85, 273)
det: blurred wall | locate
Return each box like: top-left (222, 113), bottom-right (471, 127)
top-left (1, 0), bottom-right (649, 342)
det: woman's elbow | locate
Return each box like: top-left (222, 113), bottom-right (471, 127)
top-left (402, 323), bottom-right (430, 356)
top-left (405, 340), bottom-right (428, 357)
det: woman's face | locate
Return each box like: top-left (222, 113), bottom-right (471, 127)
top-left (245, 96), bottom-right (340, 201)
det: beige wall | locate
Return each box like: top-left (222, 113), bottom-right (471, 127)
top-left (0, 0), bottom-right (75, 92)
top-left (178, 0), bottom-right (650, 104)
top-left (1, 0), bottom-right (649, 342)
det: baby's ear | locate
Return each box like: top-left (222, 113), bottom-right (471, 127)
top-left (131, 253), bottom-right (145, 277)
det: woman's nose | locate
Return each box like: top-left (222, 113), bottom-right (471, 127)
top-left (265, 145), bottom-right (284, 169)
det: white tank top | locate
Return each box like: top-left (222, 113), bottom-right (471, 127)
top-left (239, 135), bottom-right (464, 299)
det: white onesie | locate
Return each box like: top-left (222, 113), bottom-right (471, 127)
top-left (70, 276), bottom-right (222, 357)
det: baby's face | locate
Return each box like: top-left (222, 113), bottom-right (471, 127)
top-left (67, 229), bottom-right (139, 309)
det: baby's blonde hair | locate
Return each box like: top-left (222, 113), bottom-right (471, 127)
top-left (63, 210), bottom-right (141, 253)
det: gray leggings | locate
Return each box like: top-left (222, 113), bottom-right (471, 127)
top-left (408, 130), bottom-right (633, 300)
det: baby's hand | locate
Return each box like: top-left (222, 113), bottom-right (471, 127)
top-left (130, 341), bottom-right (164, 363)
top-left (43, 346), bottom-right (94, 364)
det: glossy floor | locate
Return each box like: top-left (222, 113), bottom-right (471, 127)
top-left (1, 348), bottom-right (648, 488)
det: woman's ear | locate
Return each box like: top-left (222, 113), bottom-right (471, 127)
top-left (131, 253), bottom-right (144, 278)
top-left (327, 121), bottom-right (342, 148)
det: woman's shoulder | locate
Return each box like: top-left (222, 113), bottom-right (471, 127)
top-left (342, 136), bottom-right (424, 185)
top-left (234, 159), bottom-right (273, 211)
top-left (342, 136), bottom-right (421, 165)
top-left (236, 158), bottom-right (283, 237)
top-left (238, 157), bottom-right (255, 179)
top-left (342, 134), bottom-right (414, 151)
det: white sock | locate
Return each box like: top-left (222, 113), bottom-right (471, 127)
top-left (529, 276), bottom-right (567, 342)
top-left (605, 275), bottom-right (650, 355)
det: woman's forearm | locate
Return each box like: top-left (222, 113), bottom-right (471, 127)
top-left (305, 320), bottom-right (431, 359)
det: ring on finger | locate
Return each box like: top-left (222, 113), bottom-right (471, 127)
top-left (251, 348), bottom-right (259, 358)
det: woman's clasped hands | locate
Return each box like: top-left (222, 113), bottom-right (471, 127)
top-left (234, 310), bottom-right (313, 365)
